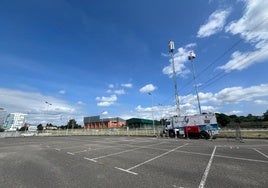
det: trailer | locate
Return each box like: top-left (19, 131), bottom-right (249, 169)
top-left (161, 113), bottom-right (219, 139)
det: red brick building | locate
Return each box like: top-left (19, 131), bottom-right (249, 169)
top-left (84, 116), bottom-right (125, 129)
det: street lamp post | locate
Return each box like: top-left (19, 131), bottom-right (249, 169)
top-left (188, 51), bottom-right (202, 114)
top-left (45, 101), bottom-right (52, 124)
top-left (148, 92), bottom-right (155, 135)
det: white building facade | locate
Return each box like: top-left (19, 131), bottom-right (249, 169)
top-left (0, 108), bottom-right (6, 128)
top-left (3, 113), bottom-right (27, 131)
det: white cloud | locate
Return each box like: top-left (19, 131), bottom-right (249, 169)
top-left (227, 110), bottom-right (243, 115)
top-left (0, 88), bottom-right (78, 124)
top-left (114, 89), bottom-right (126, 95)
top-left (185, 43), bottom-right (197, 48)
top-left (214, 84), bottom-right (268, 104)
top-left (254, 99), bottom-right (268, 105)
top-left (106, 89), bottom-right (113, 93)
top-left (121, 83), bottom-right (133, 88)
top-left (139, 84), bottom-right (157, 93)
top-left (218, 46), bottom-right (268, 72)
top-left (58, 90), bottom-right (66, 94)
top-left (76, 101), bottom-right (86, 105)
top-left (221, 0), bottom-right (268, 72)
top-left (135, 104), bottom-right (176, 119)
top-left (162, 44), bottom-right (193, 77)
top-left (96, 94), bottom-right (117, 107)
top-left (197, 9), bottom-right (231, 38)
top-left (101, 111), bottom-right (108, 115)
top-left (178, 84), bottom-right (268, 114)
top-left (108, 84), bottom-right (114, 88)
top-left (225, 0), bottom-right (268, 44)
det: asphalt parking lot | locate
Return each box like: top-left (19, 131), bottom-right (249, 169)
top-left (0, 136), bottom-right (267, 188)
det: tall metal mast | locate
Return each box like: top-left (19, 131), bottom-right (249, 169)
top-left (188, 51), bottom-right (202, 114)
top-left (169, 40), bottom-right (180, 116)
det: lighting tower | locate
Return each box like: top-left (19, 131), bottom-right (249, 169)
top-left (188, 51), bottom-right (202, 114)
top-left (169, 40), bottom-right (180, 116)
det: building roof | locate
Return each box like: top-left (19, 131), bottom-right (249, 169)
top-left (84, 116), bottom-right (125, 123)
top-left (126, 118), bottom-right (153, 124)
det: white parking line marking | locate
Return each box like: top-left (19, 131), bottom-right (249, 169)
top-left (199, 146), bottom-right (217, 188)
top-left (67, 152), bottom-right (75, 155)
top-left (129, 143), bottom-right (188, 171)
top-left (253, 148), bottom-right (268, 158)
top-left (215, 154), bottom-right (268, 163)
top-left (115, 143), bottom-right (188, 175)
top-left (84, 157), bottom-right (97, 163)
top-left (114, 167), bottom-right (138, 175)
top-left (89, 142), bottom-right (165, 161)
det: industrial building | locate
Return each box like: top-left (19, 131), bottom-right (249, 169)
top-left (126, 118), bottom-right (155, 129)
top-left (84, 115), bottom-right (125, 129)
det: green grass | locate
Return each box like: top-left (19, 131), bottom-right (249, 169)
top-left (218, 129), bottom-right (268, 139)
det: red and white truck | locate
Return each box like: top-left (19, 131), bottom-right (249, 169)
top-left (161, 113), bottom-right (219, 139)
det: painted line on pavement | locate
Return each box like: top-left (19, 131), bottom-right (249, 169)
top-left (84, 157), bottom-right (97, 163)
top-left (114, 167), bottom-right (138, 175)
top-left (88, 142), bottom-right (165, 161)
top-left (253, 148), bottom-right (268, 158)
top-left (115, 143), bottom-right (188, 175)
top-left (199, 146), bottom-right (217, 188)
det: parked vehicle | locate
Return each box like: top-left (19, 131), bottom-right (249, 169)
top-left (161, 113), bottom-right (219, 139)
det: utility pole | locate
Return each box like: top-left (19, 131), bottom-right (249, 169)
top-left (169, 40), bottom-right (180, 116)
top-left (188, 51), bottom-right (202, 114)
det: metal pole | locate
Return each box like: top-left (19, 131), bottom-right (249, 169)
top-left (148, 92), bottom-right (155, 135)
top-left (169, 40), bottom-right (180, 117)
top-left (189, 52), bottom-right (202, 114)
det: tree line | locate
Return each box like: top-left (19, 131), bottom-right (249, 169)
top-left (216, 110), bottom-right (268, 128)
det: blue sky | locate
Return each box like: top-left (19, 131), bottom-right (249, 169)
top-left (0, 0), bottom-right (268, 125)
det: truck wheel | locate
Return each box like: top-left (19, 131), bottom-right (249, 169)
top-left (169, 130), bottom-right (175, 138)
top-left (200, 131), bottom-right (210, 140)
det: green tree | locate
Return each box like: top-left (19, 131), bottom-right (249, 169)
top-left (37, 124), bottom-right (43, 131)
top-left (67, 119), bottom-right (79, 129)
top-left (216, 113), bottom-right (231, 127)
top-left (263, 110), bottom-right (268, 121)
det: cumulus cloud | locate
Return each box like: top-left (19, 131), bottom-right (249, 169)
top-left (134, 84), bottom-right (268, 118)
top-left (139, 84), bottom-right (157, 93)
top-left (214, 84), bottom-right (268, 104)
top-left (183, 84), bottom-right (268, 105)
top-left (178, 84), bottom-right (268, 114)
top-left (197, 9), bottom-right (231, 38)
top-left (220, 0), bottom-right (268, 72)
top-left (96, 94), bottom-right (117, 107)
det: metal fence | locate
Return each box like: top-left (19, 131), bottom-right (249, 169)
top-left (1, 128), bottom-right (267, 139)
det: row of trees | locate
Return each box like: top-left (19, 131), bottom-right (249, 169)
top-left (36, 119), bottom-right (82, 131)
top-left (216, 110), bottom-right (268, 128)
